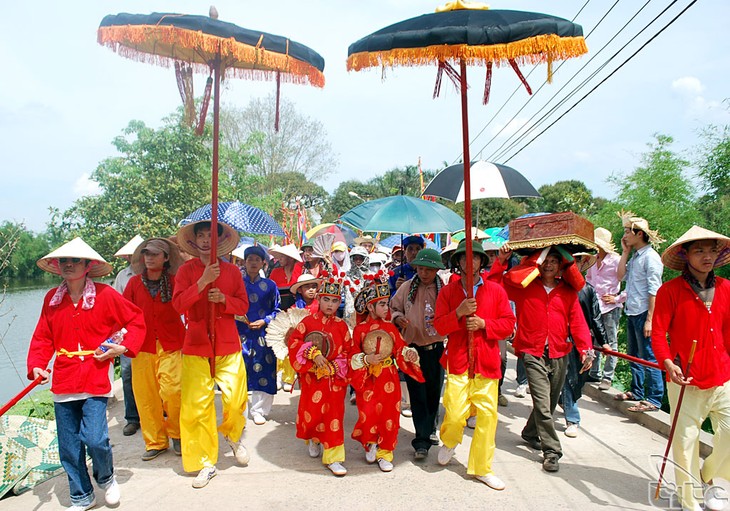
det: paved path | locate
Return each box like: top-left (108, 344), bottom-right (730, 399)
top-left (3, 358), bottom-right (727, 510)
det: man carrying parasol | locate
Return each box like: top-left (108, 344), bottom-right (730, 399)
top-left (172, 221), bottom-right (250, 488)
top-left (651, 226), bottom-right (730, 511)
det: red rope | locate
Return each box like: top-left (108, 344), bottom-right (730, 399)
top-left (195, 75), bottom-right (213, 136)
top-left (482, 62), bottom-right (493, 105)
top-left (508, 59), bottom-right (532, 95)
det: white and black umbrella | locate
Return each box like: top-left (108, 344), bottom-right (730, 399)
top-left (423, 161), bottom-right (540, 203)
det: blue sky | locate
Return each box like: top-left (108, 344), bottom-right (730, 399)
top-left (1, 0), bottom-right (728, 232)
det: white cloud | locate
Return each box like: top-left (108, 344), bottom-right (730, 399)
top-left (73, 173), bottom-right (101, 197)
top-left (573, 151), bottom-right (591, 162)
top-left (489, 117), bottom-right (532, 139)
top-left (671, 76), bottom-right (704, 95)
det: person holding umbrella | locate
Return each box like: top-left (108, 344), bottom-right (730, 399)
top-left (123, 238), bottom-right (186, 461)
top-left (172, 221), bottom-right (250, 488)
top-left (27, 237), bottom-right (146, 510)
top-left (651, 226), bottom-right (730, 511)
top-left (434, 239), bottom-right (515, 490)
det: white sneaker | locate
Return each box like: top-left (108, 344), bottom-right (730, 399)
top-left (252, 413), bottom-right (266, 425)
top-left (365, 443), bottom-right (378, 464)
top-left (377, 458), bottom-right (394, 472)
top-left (307, 441), bottom-right (321, 458)
top-left (515, 384), bottom-right (528, 398)
top-left (192, 466), bottom-right (217, 488)
top-left (68, 498), bottom-right (96, 511)
top-left (400, 406), bottom-right (413, 418)
top-left (437, 445), bottom-right (456, 466)
top-left (704, 484), bottom-right (729, 511)
top-left (565, 423), bottom-right (579, 438)
top-left (282, 382), bottom-right (293, 392)
top-left (225, 436), bottom-right (250, 465)
top-left (466, 416), bottom-right (477, 429)
top-left (327, 462), bottom-right (347, 476)
top-left (104, 476), bottom-right (120, 505)
top-left (476, 474), bottom-right (506, 490)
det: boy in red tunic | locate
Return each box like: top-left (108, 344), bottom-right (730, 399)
top-left (288, 271), bottom-right (351, 476)
top-left (350, 279), bottom-right (424, 472)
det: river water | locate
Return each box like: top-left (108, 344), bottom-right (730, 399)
top-left (0, 284), bottom-right (48, 404)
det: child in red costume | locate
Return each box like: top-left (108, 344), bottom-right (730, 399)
top-left (350, 279), bottom-right (424, 472)
top-left (288, 271), bottom-right (352, 476)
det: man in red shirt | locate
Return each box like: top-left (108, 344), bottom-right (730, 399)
top-left (490, 245), bottom-right (593, 473)
top-left (172, 221), bottom-right (250, 488)
top-left (652, 226), bottom-right (730, 511)
top-left (434, 240), bottom-right (515, 490)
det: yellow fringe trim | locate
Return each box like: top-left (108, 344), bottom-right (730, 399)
top-left (98, 25), bottom-right (325, 88)
top-left (505, 235), bottom-right (597, 252)
top-left (436, 1), bottom-right (490, 13)
top-left (347, 34), bottom-right (587, 72)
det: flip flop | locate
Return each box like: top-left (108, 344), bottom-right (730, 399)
top-left (613, 391), bottom-right (635, 401)
top-left (627, 401), bottom-right (658, 412)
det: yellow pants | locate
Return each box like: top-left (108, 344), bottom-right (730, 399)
top-left (322, 444), bottom-right (345, 465)
top-left (667, 380), bottom-right (730, 511)
top-left (278, 358), bottom-right (296, 385)
top-left (131, 341), bottom-right (182, 450)
top-left (440, 372), bottom-right (499, 477)
top-left (180, 352), bottom-right (248, 472)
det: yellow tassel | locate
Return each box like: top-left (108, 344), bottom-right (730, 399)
top-left (347, 34), bottom-right (587, 73)
top-left (98, 26), bottom-right (325, 88)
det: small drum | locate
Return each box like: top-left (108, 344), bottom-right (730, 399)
top-left (362, 329), bottom-right (394, 358)
top-left (304, 331), bottom-right (332, 358)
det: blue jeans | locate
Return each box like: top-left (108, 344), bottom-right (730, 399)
top-left (120, 354), bottom-right (139, 424)
top-left (561, 383), bottom-right (580, 425)
top-left (55, 397), bottom-right (115, 506)
top-left (626, 311), bottom-right (664, 407)
top-left (590, 307), bottom-right (621, 382)
top-left (516, 356), bottom-right (528, 386)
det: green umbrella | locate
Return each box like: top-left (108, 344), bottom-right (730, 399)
top-left (340, 196), bottom-right (464, 234)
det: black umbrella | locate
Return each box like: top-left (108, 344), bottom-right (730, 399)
top-left (424, 161), bottom-right (540, 203)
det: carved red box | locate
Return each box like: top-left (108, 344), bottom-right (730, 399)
top-left (507, 212), bottom-right (596, 252)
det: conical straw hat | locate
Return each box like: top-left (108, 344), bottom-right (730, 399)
top-left (176, 220), bottom-right (239, 257)
top-left (114, 234), bottom-right (144, 257)
top-left (661, 225), bottom-right (730, 271)
top-left (593, 227), bottom-right (616, 254)
top-left (268, 244), bottom-right (303, 262)
top-left (37, 237), bottom-right (113, 278)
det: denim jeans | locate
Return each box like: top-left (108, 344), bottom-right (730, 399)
top-left (626, 311), bottom-right (664, 407)
top-left (590, 307), bottom-right (621, 382)
top-left (120, 354), bottom-right (139, 424)
top-left (561, 383), bottom-right (580, 425)
top-left (55, 397), bottom-right (115, 506)
top-left (516, 356), bottom-right (528, 386)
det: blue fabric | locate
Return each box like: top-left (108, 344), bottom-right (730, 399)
top-left (624, 245), bottom-right (663, 315)
top-left (54, 398), bottom-right (114, 506)
top-left (237, 275), bottom-right (281, 395)
top-left (244, 245), bottom-right (267, 261)
top-left (120, 354), bottom-right (139, 424)
top-left (626, 311), bottom-right (664, 407)
top-left (182, 201), bottom-right (286, 236)
top-left (388, 262), bottom-right (417, 296)
top-left (561, 383), bottom-right (580, 425)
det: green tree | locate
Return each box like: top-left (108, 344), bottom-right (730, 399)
top-left (696, 122), bottom-right (730, 234)
top-left (0, 222), bottom-right (52, 281)
top-left (537, 180), bottom-right (596, 215)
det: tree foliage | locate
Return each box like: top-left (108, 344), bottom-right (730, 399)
top-left (0, 222), bottom-right (51, 281)
top-left (696, 122), bottom-right (730, 235)
top-left (537, 180), bottom-right (596, 215)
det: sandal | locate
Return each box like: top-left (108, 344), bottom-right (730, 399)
top-left (627, 401), bottom-right (658, 412)
top-left (613, 391), bottom-right (635, 401)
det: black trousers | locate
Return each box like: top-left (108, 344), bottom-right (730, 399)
top-left (405, 343), bottom-right (445, 452)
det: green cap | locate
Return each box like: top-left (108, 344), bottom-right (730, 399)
top-left (410, 248), bottom-right (445, 270)
top-left (450, 239), bottom-right (488, 269)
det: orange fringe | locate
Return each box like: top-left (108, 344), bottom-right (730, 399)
top-left (347, 34), bottom-right (587, 74)
top-left (98, 25), bottom-right (325, 88)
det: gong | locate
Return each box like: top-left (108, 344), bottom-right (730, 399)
top-left (362, 329), bottom-right (394, 358)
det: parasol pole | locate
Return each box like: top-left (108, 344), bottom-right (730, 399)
top-left (459, 58), bottom-right (475, 380)
top-left (655, 339), bottom-right (698, 500)
top-left (595, 346), bottom-right (661, 371)
top-left (208, 50), bottom-right (222, 377)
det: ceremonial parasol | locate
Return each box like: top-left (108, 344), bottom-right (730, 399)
top-left (340, 195), bottom-right (464, 234)
top-left (347, 0), bottom-right (587, 377)
top-left (99, 10), bottom-right (324, 372)
top-left (181, 201), bottom-right (286, 237)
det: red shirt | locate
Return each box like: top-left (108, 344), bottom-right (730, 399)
top-left (270, 262), bottom-right (304, 288)
top-left (434, 279), bottom-right (516, 378)
top-left (172, 258), bottom-right (249, 357)
top-left (652, 276), bottom-right (730, 389)
top-left (27, 283), bottom-right (145, 395)
top-left (489, 259), bottom-right (592, 358)
top-left (123, 274), bottom-right (185, 353)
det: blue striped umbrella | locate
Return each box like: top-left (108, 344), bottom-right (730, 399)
top-left (181, 201), bottom-right (285, 237)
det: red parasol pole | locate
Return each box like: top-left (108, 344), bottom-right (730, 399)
top-left (595, 346), bottom-right (662, 371)
top-left (459, 58), bottom-right (476, 379)
top-left (655, 339), bottom-right (698, 500)
top-left (0, 370), bottom-right (51, 418)
top-left (208, 50), bottom-right (222, 377)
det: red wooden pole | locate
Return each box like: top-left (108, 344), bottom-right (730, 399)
top-left (0, 370), bottom-right (51, 418)
top-left (208, 52), bottom-right (222, 377)
top-left (655, 340), bottom-right (698, 499)
top-left (595, 346), bottom-right (662, 370)
top-left (459, 58), bottom-right (475, 379)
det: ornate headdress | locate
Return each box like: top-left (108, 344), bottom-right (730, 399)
top-left (354, 270), bottom-right (390, 314)
top-left (318, 269), bottom-right (356, 298)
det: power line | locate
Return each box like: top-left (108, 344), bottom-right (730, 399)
top-left (500, 0), bottom-right (699, 165)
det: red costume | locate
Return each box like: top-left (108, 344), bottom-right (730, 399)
top-left (270, 261), bottom-right (304, 288)
top-left (288, 312), bottom-right (350, 450)
top-left (349, 319), bottom-right (423, 452)
top-left (123, 275), bottom-right (185, 353)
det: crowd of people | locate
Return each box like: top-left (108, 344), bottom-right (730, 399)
top-left (25, 212), bottom-right (730, 511)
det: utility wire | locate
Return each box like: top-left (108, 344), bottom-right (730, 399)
top-left (500, 0), bottom-right (699, 164)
